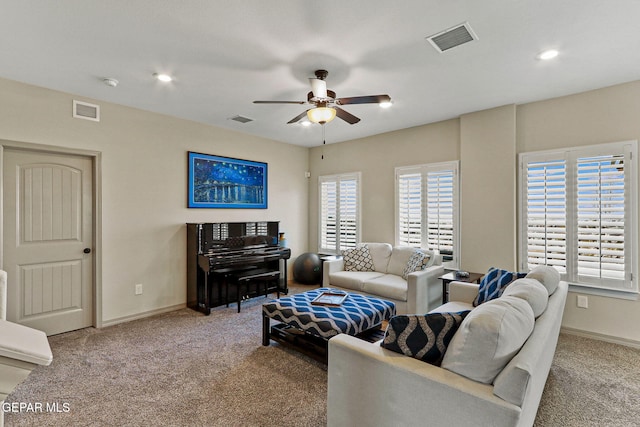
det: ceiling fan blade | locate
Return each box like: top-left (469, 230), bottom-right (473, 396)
top-left (336, 94), bottom-right (391, 105)
top-left (287, 110), bottom-right (310, 124)
top-left (253, 100), bottom-right (306, 104)
top-left (334, 107), bottom-right (361, 124)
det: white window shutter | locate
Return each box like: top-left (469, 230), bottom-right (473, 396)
top-left (525, 159), bottom-right (567, 273)
top-left (576, 154), bottom-right (626, 282)
top-left (319, 173), bottom-right (360, 254)
top-left (427, 169), bottom-right (455, 257)
top-left (320, 180), bottom-right (337, 252)
top-left (397, 172), bottom-right (422, 246)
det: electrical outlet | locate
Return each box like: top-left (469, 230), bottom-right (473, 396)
top-left (577, 295), bottom-right (588, 309)
top-left (135, 284), bottom-right (143, 295)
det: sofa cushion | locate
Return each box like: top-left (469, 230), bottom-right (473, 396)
top-left (361, 243), bottom-right (393, 272)
top-left (329, 271), bottom-right (385, 292)
top-left (401, 250), bottom-right (430, 280)
top-left (501, 278), bottom-right (549, 318)
top-left (441, 296), bottom-right (535, 384)
top-left (525, 265), bottom-right (560, 296)
top-left (474, 267), bottom-right (526, 306)
top-left (342, 246), bottom-right (375, 272)
top-left (381, 311), bottom-right (471, 365)
top-left (363, 274), bottom-right (408, 301)
top-left (429, 301), bottom-right (474, 314)
top-left (387, 246), bottom-right (422, 276)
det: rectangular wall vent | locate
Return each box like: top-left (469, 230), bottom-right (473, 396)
top-left (229, 115), bottom-right (253, 124)
top-left (426, 22), bottom-right (478, 53)
top-left (73, 100), bottom-right (100, 122)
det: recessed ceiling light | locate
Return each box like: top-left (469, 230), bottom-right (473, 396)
top-left (300, 120), bottom-right (312, 127)
top-left (379, 100), bottom-right (393, 109)
top-left (102, 78), bottom-right (118, 87)
top-left (537, 49), bottom-right (559, 60)
top-left (153, 73), bottom-right (173, 82)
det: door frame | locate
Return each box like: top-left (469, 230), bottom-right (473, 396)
top-left (0, 139), bottom-right (103, 328)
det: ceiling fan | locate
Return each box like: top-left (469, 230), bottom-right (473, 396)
top-left (253, 70), bottom-right (391, 125)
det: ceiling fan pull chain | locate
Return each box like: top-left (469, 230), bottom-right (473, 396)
top-left (321, 124), bottom-right (326, 159)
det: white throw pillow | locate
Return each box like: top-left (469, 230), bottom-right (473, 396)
top-left (525, 265), bottom-right (560, 295)
top-left (441, 296), bottom-right (535, 384)
top-left (501, 278), bottom-right (549, 318)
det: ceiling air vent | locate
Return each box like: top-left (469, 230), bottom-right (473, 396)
top-left (426, 22), bottom-right (478, 53)
top-left (73, 100), bottom-right (100, 122)
top-left (229, 115), bottom-right (254, 124)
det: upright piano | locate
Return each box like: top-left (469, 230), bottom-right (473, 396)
top-left (186, 221), bottom-right (291, 314)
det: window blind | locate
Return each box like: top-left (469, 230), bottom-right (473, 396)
top-left (520, 141), bottom-right (637, 294)
top-left (396, 162), bottom-right (459, 267)
top-left (319, 173), bottom-right (360, 254)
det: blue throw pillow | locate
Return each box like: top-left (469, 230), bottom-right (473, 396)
top-left (381, 311), bottom-right (470, 366)
top-left (473, 268), bottom-right (527, 306)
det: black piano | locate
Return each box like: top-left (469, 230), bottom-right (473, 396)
top-left (186, 221), bottom-right (291, 314)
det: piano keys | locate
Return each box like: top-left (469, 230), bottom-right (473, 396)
top-left (186, 222), bottom-right (291, 314)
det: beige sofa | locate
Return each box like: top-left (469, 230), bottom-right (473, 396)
top-left (322, 243), bottom-right (445, 314)
top-left (327, 266), bottom-right (568, 427)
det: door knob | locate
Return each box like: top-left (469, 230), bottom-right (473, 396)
top-left (83, 248), bottom-right (91, 254)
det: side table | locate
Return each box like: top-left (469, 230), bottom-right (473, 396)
top-left (438, 271), bottom-right (484, 304)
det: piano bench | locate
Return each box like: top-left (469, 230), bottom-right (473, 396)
top-left (230, 268), bottom-right (281, 313)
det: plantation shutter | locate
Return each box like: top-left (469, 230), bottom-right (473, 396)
top-left (397, 172), bottom-right (422, 246)
top-left (576, 154), bottom-right (626, 283)
top-left (427, 169), bottom-right (455, 258)
top-left (396, 162), bottom-right (459, 266)
top-left (339, 178), bottom-right (358, 250)
top-left (320, 180), bottom-right (337, 252)
top-left (319, 173), bottom-right (360, 254)
top-left (520, 141), bottom-right (636, 294)
top-left (525, 159), bottom-right (567, 273)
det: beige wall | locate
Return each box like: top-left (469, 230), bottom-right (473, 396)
top-left (308, 119), bottom-right (460, 251)
top-left (0, 78), bottom-right (309, 324)
top-left (460, 105), bottom-right (517, 273)
top-left (517, 81), bottom-right (640, 344)
top-left (308, 81), bottom-right (640, 345)
top-left (3, 75), bottom-right (639, 344)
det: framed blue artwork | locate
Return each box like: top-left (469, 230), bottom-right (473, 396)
top-left (188, 151), bottom-right (268, 208)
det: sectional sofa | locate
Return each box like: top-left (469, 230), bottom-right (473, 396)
top-left (327, 266), bottom-right (568, 427)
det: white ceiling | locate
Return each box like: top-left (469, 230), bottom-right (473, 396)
top-left (2, 1), bottom-right (640, 147)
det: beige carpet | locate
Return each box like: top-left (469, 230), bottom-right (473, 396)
top-left (5, 286), bottom-right (640, 426)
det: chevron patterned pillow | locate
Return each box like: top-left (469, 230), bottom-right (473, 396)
top-left (473, 268), bottom-right (527, 306)
top-left (342, 245), bottom-right (375, 272)
top-left (401, 250), bottom-right (430, 279)
top-left (381, 311), bottom-right (470, 366)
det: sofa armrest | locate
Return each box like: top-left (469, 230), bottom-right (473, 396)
top-left (449, 281), bottom-right (480, 305)
top-left (406, 264), bottom-right (445, 313)
top-left (328, 334), bottom-right (521, 427)
top-left (322, 258), bottom-right (344, 287)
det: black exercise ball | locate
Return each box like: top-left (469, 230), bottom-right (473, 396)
top-left (293, 252), bottom-right (322, 284)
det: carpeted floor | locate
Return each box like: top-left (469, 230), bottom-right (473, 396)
top-left (5, 285), bottom-right (640, 426)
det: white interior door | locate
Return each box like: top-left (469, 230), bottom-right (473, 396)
top-left (3, 148), bottom-right (93, 335)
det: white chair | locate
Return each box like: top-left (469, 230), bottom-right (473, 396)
top-left (0, 270), bottom-right (53, 427)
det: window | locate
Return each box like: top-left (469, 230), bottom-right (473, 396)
top-left (395, 161), bottom-right (459, 268)
top-left (519, 141), bottom-right (638, 295)
top-left (319, 173), bottom-right (361, 254)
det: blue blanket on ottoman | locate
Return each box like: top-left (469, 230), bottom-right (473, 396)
top-left (262, 288), bottom-right (396, 339)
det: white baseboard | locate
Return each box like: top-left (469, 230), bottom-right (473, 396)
top-left (561, 326), bottom-right (640, 349)
top-left (99, 303), bottom-right (186, 328)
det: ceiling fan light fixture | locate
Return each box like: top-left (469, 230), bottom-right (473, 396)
top-left (309, 78), bottom-right (328, 99)
top-left (307, 107), bottom-right (336, 124)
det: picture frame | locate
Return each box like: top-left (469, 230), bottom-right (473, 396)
top-left (188, 151), bottom-right (268, 209)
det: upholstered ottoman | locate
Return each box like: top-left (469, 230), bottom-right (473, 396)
top-left (262, 288), bottom-right (395, 358)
